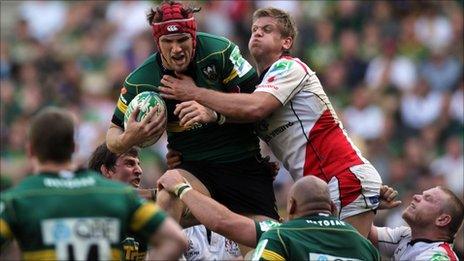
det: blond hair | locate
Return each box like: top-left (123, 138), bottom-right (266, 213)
top-left (252, 7), bottom-right (298, 52)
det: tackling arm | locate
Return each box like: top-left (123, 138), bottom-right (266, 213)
top-left (160, 75), bottom-right (281, 122)
top-left (157, 170), bottom-right (259, 247)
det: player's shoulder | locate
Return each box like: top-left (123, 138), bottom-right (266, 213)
top-left (195, 32), bottom-right (238, 63)
top-left (196, 32), bottom-right (234, 52)
top-left (125, 53), bottom-right (159, 89)
top-left (1, 174), bottom-right (42, 200)
top-left (269, 56), bottom-right (313, 76)
top-left (415, 242), bottom-right (458, 261)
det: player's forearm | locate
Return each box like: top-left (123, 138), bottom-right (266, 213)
top-left (181, 189), bottom-right (256, 246)
top-left (106, 124), bottom-right (134, 154)
top-left (192, 88), bottom-right (266, 122)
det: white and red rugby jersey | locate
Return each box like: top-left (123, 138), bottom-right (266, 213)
top-left (376, 226), bottom-right (459, 261)
top-left (254, 56), bottom-right (370, 181)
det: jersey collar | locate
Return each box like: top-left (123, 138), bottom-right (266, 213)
top-left (408, 238), bottom-right (453, 246)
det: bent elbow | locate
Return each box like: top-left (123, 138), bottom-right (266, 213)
top-left (246, 105), bottom-right (268, 122)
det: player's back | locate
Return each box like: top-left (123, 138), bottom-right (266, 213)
top-left (255, 214), bottom-right (380, 261)
top-left (0, 169), bottom-right (147, 261)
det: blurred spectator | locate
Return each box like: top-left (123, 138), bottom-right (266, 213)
top-left (420, 47), bottom-right (462, 92)
top-left (400, 79), bottom-right (445, 131)
top-left (105, 0), bottom-right (152, 56)
top-left (430, 136), bottom-right (464, 196)
top-left (397, 15), bottom-right (427, 62)
top-left (19, 1), bottom-right (67, 42)
top-left (339, 29), bottom-right (367, 87)
top-left (449, 79), bottom-right (464, 125)
top-left (305, 19), bottom-right (338, 72)
top-left (343, 86), bottom-right (385, 141)
top-left (365, 38), bottom-right (417, 91)
top-left (414, 4), bottom-right (453, 51)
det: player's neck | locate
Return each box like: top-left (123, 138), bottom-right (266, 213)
top-left (410, 226), bottom-right (450, 242)
top-left (255, 52), bottom-right (281, 75)
top-left (35, 161), bottom-right (75, 174)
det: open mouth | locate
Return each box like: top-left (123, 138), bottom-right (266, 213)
top-left (131, 178), bottom-right (141, 187)
top-left (171, 54), bottom-right (186, 64)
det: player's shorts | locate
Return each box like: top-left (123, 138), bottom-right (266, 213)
top-left (327, 163), bottom-right (382, 220)
top-left (179, 155), bottom-right (280, 220)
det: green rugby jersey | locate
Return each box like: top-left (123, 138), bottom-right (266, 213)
top-left (112, 32), bottom-right (260, 163)
top-left (252, 214), bottom-right (380, 261)
top-left (0, 170), bottom-right (167, 261)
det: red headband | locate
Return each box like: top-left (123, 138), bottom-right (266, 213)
top-left (152, 3), bottom-right (197, 48)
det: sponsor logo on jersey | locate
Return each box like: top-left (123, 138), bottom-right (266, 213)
top-left (166, 25), bottom-right (179, 32)
top-left (430, 252), bottom-right (449, 261)
top-left (269, 60), bottom-right (293, 73)
top-left (258, 220), bottom-right (281, 232)
top-left (225, 239), bottom-right (241, 256)
top-left (184, 240), bottom-right (200, 259)
top-left (309, 252), bottom-right (361, 261)
top-left (43, 177), bottom-right (96, 189)
top-left (261, 122), bottom-right (294, 143)
top-left (202, 64), bottom-right (218, 81)
top-left (306, 219), bottom-right (346, 227)
top-left (256, 84), bottom-right (278, 90)
top-left (229, 46), bottom-right (252, 78)
top-left (267, 76), bottom-right (276, 82)
top-left (42, 218), bottom-right (120, 260)
top-left (368, 195), bottom-right (380, 205)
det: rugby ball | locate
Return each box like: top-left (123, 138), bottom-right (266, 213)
top-left (124, 91), bottom-right (166, 147)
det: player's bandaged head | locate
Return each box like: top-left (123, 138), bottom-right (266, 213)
top-left (148, 1), bottom-right (200, 48)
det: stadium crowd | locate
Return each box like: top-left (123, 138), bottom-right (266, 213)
top-left (1, 0), bottom-right (463, 258)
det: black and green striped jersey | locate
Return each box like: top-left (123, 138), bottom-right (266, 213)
top-left (252, 214), bottom-right (380, 261)
top-left (112, 32), bottom-right (260, 163)
top-left (0, 170), bottom-right (166, 261)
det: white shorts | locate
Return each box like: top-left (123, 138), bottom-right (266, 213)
top-left (327, 163), bottom-right (382, 220)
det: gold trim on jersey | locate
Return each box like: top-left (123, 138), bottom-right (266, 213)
top-left (117, 99), bottom-right (128, 114)
top-left (223, 69), bottom-right (238, 84)
top-left (131, 203), bottom-right (159, 231)
top-left (261, 249), bottom-right (285, 260)
top-left (0, 219), bottom-right (12, 239)
top-left (166, 122), bottom-right (204, 133)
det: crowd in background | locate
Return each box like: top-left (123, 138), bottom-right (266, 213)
top-left (1, 0), bottom-right (463, 255)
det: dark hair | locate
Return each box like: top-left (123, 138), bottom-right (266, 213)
top-left (439, 187), bottom-right (464, 238)
top-left (29, 107), bottom-right (75, 163)
top-left (88, 143), bottom-right (139, 174)
top-left (147, 0), bottom-right (201, 25)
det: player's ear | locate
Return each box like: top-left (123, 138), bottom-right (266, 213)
top-left (282, 37), bottom-right (293, 52)
top-left (330, 201), bottom-right (338, 217)
top-left (288, 197), bottom-right (296, 216)
top-left (436, 213), bottom-right (452, 228)
top-left (100, 165), bottom-right (112, 178)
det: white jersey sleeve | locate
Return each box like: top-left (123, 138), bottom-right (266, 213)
top-left (376, 226), bottom-right (411, 258)
top-left (255, 57), bottom-right (312, 105)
